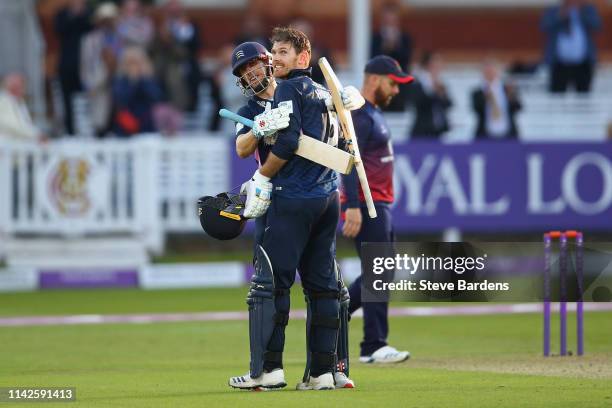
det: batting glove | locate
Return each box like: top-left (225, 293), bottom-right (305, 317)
top-left (252, 107), bottom-right (291, 139)
top-left (241, 170), bottom-right (272, 218)
top-left (340, 86), bottom-right (365, 110)
top-left (323, 86), bottom-right (365, 111)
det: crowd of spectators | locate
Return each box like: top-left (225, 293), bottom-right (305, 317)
top-left (372, 0), bottom-right (602, 140)
top-left (52, 0), bottom-right (199, 138)
top-left (0, 0), bottom-right (606, 142)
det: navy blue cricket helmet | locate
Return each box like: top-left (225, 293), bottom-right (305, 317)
top-left (231, 42), bottom-right (273, 97)
top-left (197, 192), bottom-right (247, 240)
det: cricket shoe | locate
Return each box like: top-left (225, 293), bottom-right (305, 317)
top-left (295, 372), bottom-right (335, 390)
top-left (228, 369), bottom-right (286, 390)
top-left (359, 345), bottom-right (410, 364)
top-left (297, 372), bottom-right (355, 389)
top-left (334, 372), bottom-right (355, 389)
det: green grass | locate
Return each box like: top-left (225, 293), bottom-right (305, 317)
top-left (153, 247), bottom-right (358, 264)
top-left (0, 287), bottom-right (255, 316)
top-left (1, 288), bottom-right (611, 407)
top-left (153, 252), bottom-right (254, 264)
top-left (0, 287), bottom-right (493, 316)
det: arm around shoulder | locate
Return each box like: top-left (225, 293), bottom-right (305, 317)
top-left (270, 82), bottom-right (301, 160)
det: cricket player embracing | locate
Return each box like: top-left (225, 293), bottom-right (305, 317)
top-left (228, 27), bottom-right (364, 391)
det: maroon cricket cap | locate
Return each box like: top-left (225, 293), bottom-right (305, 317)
top-left (365, 55), bottom-right (414, 84)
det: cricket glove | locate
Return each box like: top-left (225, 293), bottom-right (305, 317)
top-left (241, 170), bottom-right (273, 218)
top-left (324, 86), bottom-right (365, 111)
top-left (252, 107), bottom-right (291, 139)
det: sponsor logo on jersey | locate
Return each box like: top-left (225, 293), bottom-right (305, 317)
top-left (277, 100), bottom-right (293, 113)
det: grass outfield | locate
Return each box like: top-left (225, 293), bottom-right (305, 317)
top-left (1, 288), bottom-right (611, 407)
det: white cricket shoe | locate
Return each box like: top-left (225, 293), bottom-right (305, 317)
top-left (359, 345), bottom-right (410, 364)
top-left (228, 369), bottom-right (286, 390)
top-left (295, 372), bottom-right (335, 390)
top-left (334, 372), bottom-right (355, 389)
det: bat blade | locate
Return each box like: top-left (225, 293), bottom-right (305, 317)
top-left (318, 57), bottom-right (377, 218)
top-left (297, 136), bottom-right (355, 175)
top-left (218, 108), bottom-right (355, 174)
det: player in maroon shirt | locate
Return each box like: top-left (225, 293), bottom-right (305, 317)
top-left (341, 55), bottom-right (413, 363)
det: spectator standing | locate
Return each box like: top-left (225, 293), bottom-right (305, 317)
top-left (112, 47), bottom-right (162, 136)
top-left (370, 4), bottom-right (413, 111)
top-left (81, 2), bottom-right (122, 137)
top-left (54, 0), bottom-right (93, 135)
top-left (541, 0), bottom-right (602, 93)
top-left (117, 0), bottom-right (154, 49)
top-left (471, 59), bottom-right (522, 140)
top-left (410, 51), bottom-right (452, 139)
top-left (151, 0), bottom-right (202, 112)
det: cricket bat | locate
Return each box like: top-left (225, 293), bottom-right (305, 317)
top-left (219, 108), bottom-right (355, 175)
top-left (318, 58), bottom-right (377, 218)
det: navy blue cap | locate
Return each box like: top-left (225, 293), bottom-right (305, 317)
top-left (365, 55), bottom-right (414, 83)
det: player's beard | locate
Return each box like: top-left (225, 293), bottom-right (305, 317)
top-left (273, 56), bottom-right (299, 79)
top-left (375, 86), bottom-right (395, 108)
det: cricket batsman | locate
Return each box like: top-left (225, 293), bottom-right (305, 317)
top-left (227, 34), bottom-right (362, 390)
top-left (341, 55), bottom-right (413, 364)
top-left (229, 41), bottom-right (288, 250)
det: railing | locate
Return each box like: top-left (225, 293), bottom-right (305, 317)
top-left (158, 135), bottom-right (230, 231)
top-left (0, 135), bottom-right (231, 257)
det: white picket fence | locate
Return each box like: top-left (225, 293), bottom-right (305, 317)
top-left (158, 135), bottom-right (231, 231)
top-left (0, 135), bottom-right (230, 260)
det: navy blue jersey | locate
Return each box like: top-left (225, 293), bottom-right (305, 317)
top-left (235, 95), bottom-right (273, 165)
top-left (341, 100), bottom-right (394, 207)
top-left (270, 68), bottom-right (339, 198)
